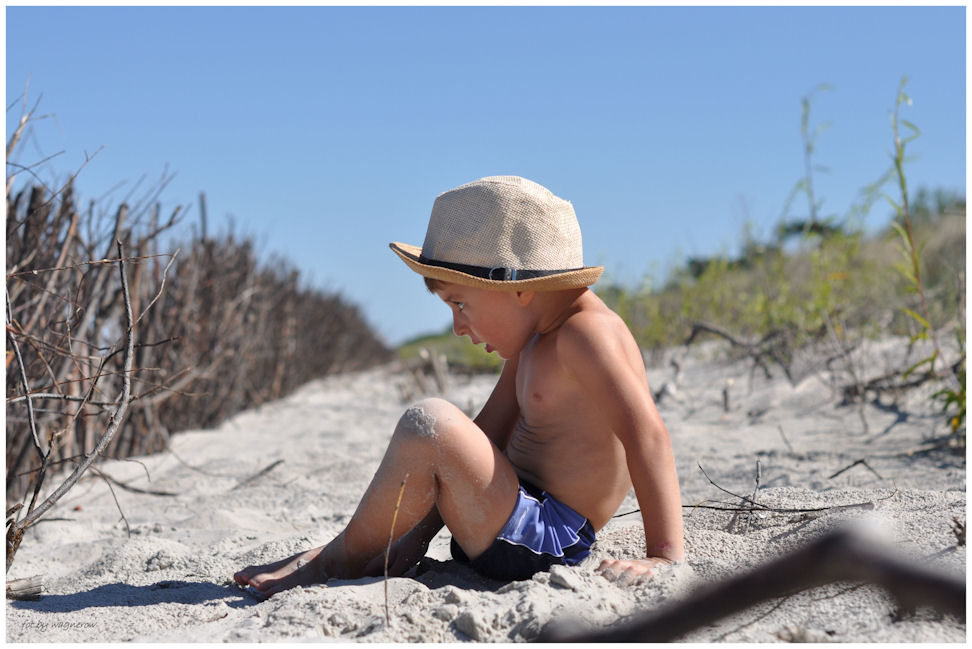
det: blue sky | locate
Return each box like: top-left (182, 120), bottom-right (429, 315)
top-left (5, 5), bottom-right (966, 345)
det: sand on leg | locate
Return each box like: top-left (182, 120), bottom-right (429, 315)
top-left (234, 397), bottom-right (520, 596)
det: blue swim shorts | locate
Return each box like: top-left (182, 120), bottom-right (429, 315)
top-left (450, 480), bottom-right (596, 582)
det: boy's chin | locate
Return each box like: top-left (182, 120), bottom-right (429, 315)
top-left (486, 344), bottom-right (511, 360)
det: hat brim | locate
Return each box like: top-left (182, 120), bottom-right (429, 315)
top-left (389, 242), bottom-right (603, 292)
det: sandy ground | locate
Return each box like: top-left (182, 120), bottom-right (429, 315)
top-left (5, 336), bottom-right (966, 642)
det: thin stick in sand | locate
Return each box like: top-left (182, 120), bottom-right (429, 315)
top-left (384, 473), bottom-right (409, 627)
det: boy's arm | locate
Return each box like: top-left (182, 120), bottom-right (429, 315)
top-left (472, 355), bottom-right (520, 451)
top-left (558, 315), bottom-right (684, 579)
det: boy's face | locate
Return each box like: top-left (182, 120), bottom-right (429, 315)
top-left (433, 282), bottom-right (535, 360)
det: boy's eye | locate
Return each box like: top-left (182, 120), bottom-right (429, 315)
top-left (455, 302), bottom-right (465, 312)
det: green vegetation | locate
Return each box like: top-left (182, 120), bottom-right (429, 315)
top-left (598, 199), bottom-right (963, 353)
top-left (597, 78), bottom-right (965, 439)
top-left (884, 78), bottom-right (965, 437)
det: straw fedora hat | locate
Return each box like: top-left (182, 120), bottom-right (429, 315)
top-left (389, 176), bottom-right (603, 291)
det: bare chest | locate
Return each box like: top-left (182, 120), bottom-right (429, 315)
top-left (507, 334), bottom-right (630, 526)
top-left (514, 334), bottom-right (582, 426)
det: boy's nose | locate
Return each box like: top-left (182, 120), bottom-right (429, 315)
top-left (452, 314), bottom-right (468, 338)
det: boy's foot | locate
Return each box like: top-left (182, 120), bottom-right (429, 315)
top-left (233, 546), bottom-right (327, 597)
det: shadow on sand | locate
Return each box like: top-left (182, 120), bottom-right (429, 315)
top-left (10, 560), bottom-right (497, 616)
top-left (8, 580), bottom-right (260, 613)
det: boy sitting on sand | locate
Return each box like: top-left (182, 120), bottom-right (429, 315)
top-left (234, 176), bottom-right (683, 597)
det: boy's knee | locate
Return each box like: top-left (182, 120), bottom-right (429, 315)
top-left (396, 398), bottom-right (457, 441)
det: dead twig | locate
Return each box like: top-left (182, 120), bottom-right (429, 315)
top-left (612, 488), bottom-right (895, 519)
top-left (6, 289), bottom-right (42, 457)
top-left (829, 458), bottom-right (885, 481)
top-left (6, 80), bottom-right (39, 159)
top-left (384, 473), bottom-right (409, 627)
top-left (685, 322), bottom-right (793, 384)
top-left (745, 459), bottom-right (762, 533)
top-left (539, 522), bottom-right (965, 642)
top-left (776, 424), bottom-right (797, 456)
top-left (21, 367), bottom-right (141, 394)
top-left (692, 496), bottom-right (891, 515)
top-left (6, 393), bottom-right (121, 407)
top-left (697, 462), bottom-right (765, 510)
top-left (694, 462), bottom-right (895, 514)
top-left (85, 469), bottom-right (177, 498)
top-left (5, 252), bottom-right (172, 279)
top-left (136, 249), bottom-right (178, 326)
top-left (88, 467), bottom-right (131, 537)
top-left (13, 453), bottom-right (151, 480)
top-left (231, 460), bottom-right (284, 491)
top-left (838, 356), bottom-right (963, 406)
top-left (7, 241), bottom-right (137, 570)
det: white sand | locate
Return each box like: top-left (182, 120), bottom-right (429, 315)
top-left (6, 336), bottom-right (966, 642)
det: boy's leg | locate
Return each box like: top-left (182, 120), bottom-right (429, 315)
top-left (234, 397), bottom-right (520, 596)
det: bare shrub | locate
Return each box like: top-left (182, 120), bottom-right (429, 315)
top-left (6, 97), bottom-right (391, 569)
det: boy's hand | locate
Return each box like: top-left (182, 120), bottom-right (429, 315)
top-left (596, 557), bottom-right (675, 586)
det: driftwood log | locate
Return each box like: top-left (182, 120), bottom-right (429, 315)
top-left (539, 522), bottom-right (965, 642)
top-left (6, 575), bottom-right (43, 601)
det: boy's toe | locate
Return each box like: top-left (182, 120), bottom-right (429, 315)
top-left (233, 568), bottom-right (254, 585)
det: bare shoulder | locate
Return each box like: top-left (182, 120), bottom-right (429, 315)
top-left (554, 289), bottom-right (620, 329)
top-left (555, 292), bottom-right (641, 372)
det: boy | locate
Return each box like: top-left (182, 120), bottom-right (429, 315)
top-left (234, 176), bottom-right (683, 597)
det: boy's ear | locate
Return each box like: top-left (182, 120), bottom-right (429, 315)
top-left (514, 290), bottom-right (535, 306)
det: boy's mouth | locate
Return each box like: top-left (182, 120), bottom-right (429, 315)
top-left (468, 336), bottom-right (495, 355)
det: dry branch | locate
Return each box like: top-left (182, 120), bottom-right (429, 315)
top-left (744, 459), bottom-right (761, 533)
top-left (385, 473), bottom-right (409, 626)
top-left (231, 459), bottom-right (284, 491)
top-left (88, 466), bottom-right (131, 537)
top-left (6, 291), bottom-right (41, 456)
top-left (6, 242), bottom-right (136, 569)
top-left (540, 522), bottom-right (965, 642)
top-left (6, 575), bottom-right (43, 601)
top-left (839, 356), bottom-right (964, 405)
top-left (85, 469), bottom-right (177, 498)
top-left (7, 102), bottom-right (391, 569)
top-left (829, 458), bottom-right (885, 481)
top-left (685, 321), bottom-right (794, 384)
top-left (611, 491), bottom-right (894, 519)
